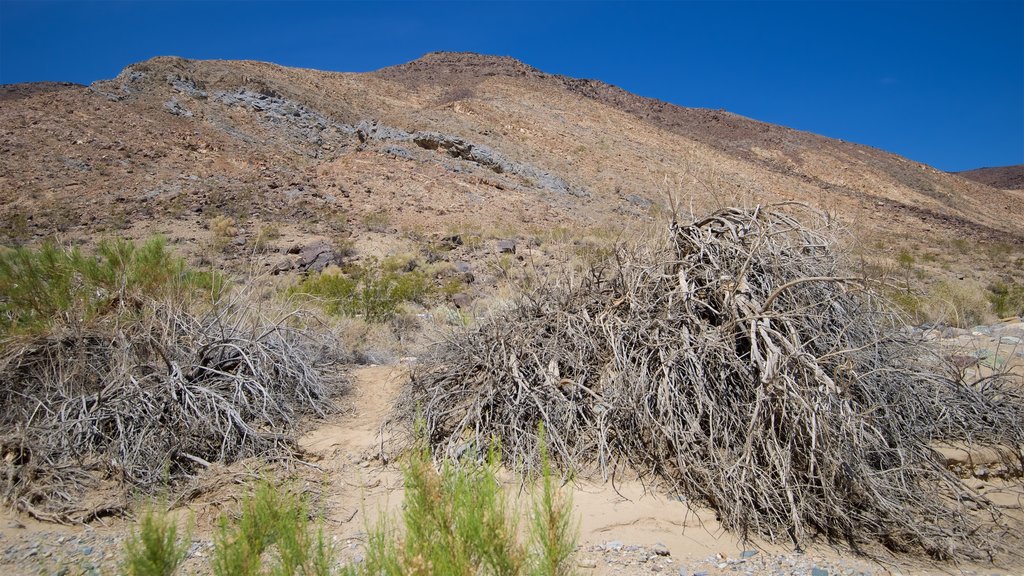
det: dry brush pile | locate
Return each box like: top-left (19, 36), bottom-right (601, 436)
top-left (0, 241), bottom-right (345, 523)
top-left (410, 204), bottom-right (1024, 560)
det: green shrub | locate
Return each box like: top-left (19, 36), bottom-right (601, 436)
top-left (291, 258), bottom-right (445, 322)
top-left (987, 280), bottom-right (1024, 318)
top-left (348, 429), bottom-right (578, 576)
top-left (120, 481), bottom-right (333, 576)
top-left (120, 506), bottom-right (190, 576)
top-left (0, 237), bottom-right (223, 336)
top-left (212, 480), bottom-right (332, 576)
top-left (529, 425), bottom-right (578, 576)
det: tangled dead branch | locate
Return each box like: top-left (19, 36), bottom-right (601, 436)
top-left (0, 294), bottom-right (345, 522)
top-left (410, 204), bottom-right (1024, 560)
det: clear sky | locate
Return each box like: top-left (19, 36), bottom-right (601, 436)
top-left (1, 1), bottom-right (1021, 172)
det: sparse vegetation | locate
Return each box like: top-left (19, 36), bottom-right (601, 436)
top-left (361, 211), bottom-right (392, 233)
top-left (212, 480), bottom-right (333, 576)
top-left (923, 280), bottom-right (992, 327)
top-left (120, 481), bottom-right (333, 576)
top-left (988, 280), bottom-right (1024, 318)
top-left (117, 438), bottom-right (578, 576)
top-left (209, 214), bottom-right (239, 251)
top-left (252, 223), bottom-right (283, 252)
top-left (291, 256), bottom-right (461, 322)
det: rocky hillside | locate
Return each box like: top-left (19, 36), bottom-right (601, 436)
top-left (1, 52), bottom-right (1022, 287)
top-left (956, 165), bottom-right (1024, 190)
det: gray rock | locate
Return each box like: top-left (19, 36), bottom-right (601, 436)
top-left (626, 194), bottom-right (653, 208)
top-left (213, 88), bottom-right (354, 153)
top-left (739, 550), bottom-right (758, 558)
top-left (452, 293), bottom-right (473, 310)
top-left (652, 543), bottom-right (670, 556)
top-left (356, 120), bottom-right (412, 142)
top-left (1000, 336), bottom-right (1022, 345)
top-left (167, 75), bottom-right (207, 99)
top-left (496, 240), bottom-right (517, 254)
top-left (410, 130), bottom-right (584, 196)
top-left (811, 568), bottom-right (829, 576)
top-left (163, 97), bottom-right (193, 117)
top-left (604, 540), bottom-right (623, 551)
top-left (382, 146), bottom-right (415, 160)
top-left (297, 242), bottom-right (342, 273)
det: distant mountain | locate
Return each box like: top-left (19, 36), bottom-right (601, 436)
top-left (955, 165), bottom-right (1024, 190)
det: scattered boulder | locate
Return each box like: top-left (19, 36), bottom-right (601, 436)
top-left (441, 234), bottom-right (463, 248)
top-left (496, 240), bottom-right (516, 254)
top-left (453, 261), bottom-right (475, 283)
top-left (270, 258), bottom-right (295, 276)
top-left (452, 292), bottom-right (474, 310)
top-left (298, 242), bottom-right (343, 273)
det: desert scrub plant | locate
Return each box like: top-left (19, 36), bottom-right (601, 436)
top-left (212, 480), bottom-right (333, 576)
top-left (209, 214), bottom-right (238, 251)
top-left (290, 257), bottom-right (445, 322)
top-left (921, 280), bottom-right (992, 327)
top-left (529, 425), bottom-right (578, 576)
top-left (987, 280), bottom-right (1024, 317)
top-left (346, 432), bottom-right (578, 576)
top-left (361, 211), bottom-right (392, 233)
top-left (0, 237), bottom-right (222, 337)
top-left (120, 505), bottom-right (191, 576)
top-left (252, 223), bottom-right (283, 252)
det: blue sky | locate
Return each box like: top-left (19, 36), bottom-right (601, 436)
top-left (1, 1), bottom-right (1021, 172)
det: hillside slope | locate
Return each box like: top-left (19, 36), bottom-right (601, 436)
top-left (1, 52), bottom-right (1021, 287)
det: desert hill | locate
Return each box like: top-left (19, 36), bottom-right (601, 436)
top-left (956, 164), bottom-right (1024, 190)
top-left (1, 52), bottom-right (1022, 288)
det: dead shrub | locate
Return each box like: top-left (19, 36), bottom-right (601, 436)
top-left (409, 204), bottom-right (1024, 560)
top-left (0, 245), bottom-right (346, 522)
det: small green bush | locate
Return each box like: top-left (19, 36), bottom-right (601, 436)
top-left (291, 257), bottom-right (450, 322)
top-left (0, 237), bottom-right (223, 336)
top-left (212, 480), bottom-right (332, 576)
top-left (121, 506), bottom-right (190, 576)
top-left (121, 481), bottom-right (333, 576)
top-left (987, 280), bottom-right (1024, 318)
top-left (348, 428), bottom-right (578, 576)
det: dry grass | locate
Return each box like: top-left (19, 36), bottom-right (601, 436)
top-left (409, 204), bottom-right (1024, 560)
